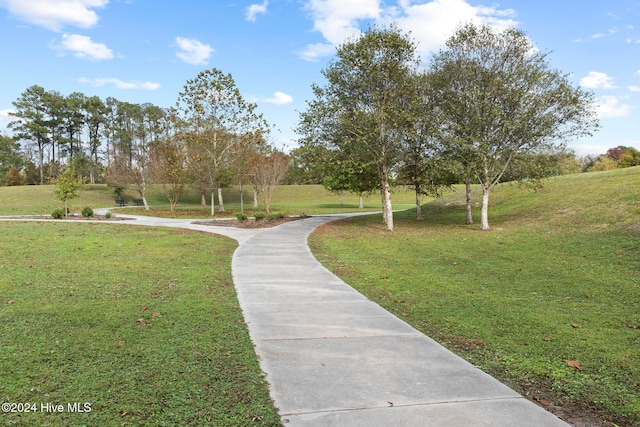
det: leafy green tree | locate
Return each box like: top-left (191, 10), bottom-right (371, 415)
top-left (430, 23), bottom-right (599, 230)
top-left (298, 24), bottom-right (420, 231)
top-left (176, 68), bottom-right (269, 215)
top-left (9, 85), bottom-right (50, 184)
top-left (0, 135), bottom-right (23, 186)
top-left (398, 71), bottom-right (455, 220)
top-left (55, 166), bottom-right (83, 217)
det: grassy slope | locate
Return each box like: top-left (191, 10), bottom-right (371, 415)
top-left (309, 167), bottom-right (640, 426)
top-left (0, 223), bottom-right (282, 426)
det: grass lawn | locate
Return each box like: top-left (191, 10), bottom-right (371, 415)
top-left (309, 167), bottom-right (640, 426)
top-left (0, 183), bottom-right (416, 217)
top-left (0, 222), bottom-right (282, 426)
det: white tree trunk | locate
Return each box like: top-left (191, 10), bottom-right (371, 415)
top-left (359, 194), bottom-right (364, 209)
top-left (465, 175), bottom-right (473, 224)
top-left (217, 188), bottom-right (225, 212)
top-left (253, 190), bottom-right (258, 208)
top-left (481, 185), bottom-right (491, 231)
top-left (415, 189), bottom-right (423, 221)
top-left (211, 192), bottom-right (215, 216)
top-left (382, 177), bottom-right (393, 231)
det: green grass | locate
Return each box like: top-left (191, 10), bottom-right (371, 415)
top-left (0, 222), bottom-right (282, 426)
top-left (0, 183), bottom-right (416, 217)
top-left (309, 167), bottom-right (640, 426)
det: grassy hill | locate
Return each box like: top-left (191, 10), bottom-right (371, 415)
top-left (309, 167), bottom-right (640, 426)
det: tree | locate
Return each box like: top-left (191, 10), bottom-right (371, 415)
top-left (251, 150), bottom-right (289, 213)
top-left (149, 112), bottom-right (187, 212)
top-left (298, 24), bottom-right (420, 231)
top-left (55, 165), bottom-right (83, 217)
top-left (9, 85), bottom-right (50, 184)
top-left (430, 23), bottom-right (599, 230)
top-left (176, 68), bottom-right (269, 215)
top-left (0, 135), bottom-right (23, 186)
top-left (398, 71), bottom-right (455, 220)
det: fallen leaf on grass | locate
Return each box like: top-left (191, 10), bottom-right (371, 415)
top-left (566, 360), bottom-right (584, 371)
top-left (542, 337), bottom-right (553, 342)
top-left (400, 312), bottom-right (408, 317)
top-left (151, 312), bottom-right (161, 318)
top-left (571, 323), bottom-right (581, 328)
top-left (139, 306), bottom-right (147, 311)
top-left (7, 300), bottom-right (15, 304)
top-left (117, 342), bottom-right (123, 347)
top-left (533, 396), bottom-right (553, 406)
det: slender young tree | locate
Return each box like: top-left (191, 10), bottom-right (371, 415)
top-left (298, 24), bottom-right (420, 231)
top-left (430, 23), bottom-right (599, 230)
top-left (176, 68), bottom-right (269, 215)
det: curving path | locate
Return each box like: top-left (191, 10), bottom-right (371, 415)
top-left (2, 211), bottom-right (570, 426)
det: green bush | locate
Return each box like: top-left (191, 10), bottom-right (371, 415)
top-left (235, 212), bottom-right (248, 222)
top-left (51, 208), bottom-right (64, 219)
top-left (104, 211), bottom-right (111, 219)
top-left (254, 212), bottom-right (266, 220)
top-left (82, 207), bottom-right (94, 217)
top-left (267, 212), bottom-right (286, 220)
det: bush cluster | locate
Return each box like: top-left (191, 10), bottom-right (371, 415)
top-left (82, 207), bottom-right (94, 217)
top-left (51, 208), bottom-right (64, 219)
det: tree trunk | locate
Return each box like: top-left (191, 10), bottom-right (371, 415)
top-left (217, 188), bottom-right (225, 212)
top-left (211, 192), bottom-right (215, 216)
top-left (200, 191), bottom-right (206, 207)
top-left (253, 190), bottom-right (258, 208)
top-left (142, 197), bottom-right (149, 211)
top-left (359, 194), bottom-right (364, 209)
top-left (415, 183), bottom-right (423, 221)
top-left (465, 175), bottom-right (473, 224)
top-left (38, 140), bottom-right (44, 185)
top-left (480, 184), bottom-right (491, 231)
top-left (381, 174), bottom-right (393, 231)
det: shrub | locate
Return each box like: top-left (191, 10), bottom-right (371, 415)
top-left (105, 212), bottom-right (112, 219)
top-left (82, 207), bottom-right (94, 217)
top-left (267, 212), bottom-right (286, 220)
top-left (235, 212), bottom-right (248, 222)
top-left (254, 212), bottom-right (266, 220)
top-left (51, 208), bottom-right (65, 219)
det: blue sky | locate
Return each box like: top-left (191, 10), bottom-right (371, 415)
top-left (1, 0), bottom-right (639, 156)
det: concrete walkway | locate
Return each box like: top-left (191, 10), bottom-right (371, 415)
top-left (231, 215), bottom-right (570, 426)
top-left (2, 211), bottom-right (570, 426)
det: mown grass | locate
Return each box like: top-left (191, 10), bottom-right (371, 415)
top-left (0, 222), bottom-right (282, 426)
top-left (0, 183), bottom-right (416, 217)
top-left (309, 167), bottom-right (640, 426)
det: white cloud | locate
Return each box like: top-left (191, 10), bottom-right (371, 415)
top-left (246, 0), bottom-right (268, 22)
top-left (297, 42), bottom-right (336, 62)
top-left (629, 86), bottom-right (640, 92)
top-left (595, 96), bottom-right (632, 118)
top-left (580, 71), bottom-right (616, 89)
top-left (298, 0), bottom-right (518, 61)
top-left (0, 0), bottom-right (108, 31)
top-left (0, 109), bottom-right (14, 125)
top-left (386, 0), bottom-right (518, 54)
top-left (175, 37), bottom-right (214, 65)
top-left (263, 91), bottom-right (294, 105)
top-left (50, 33), bottom-right (113, 60)
top-left (79, 77), bottom-right (160, 90)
